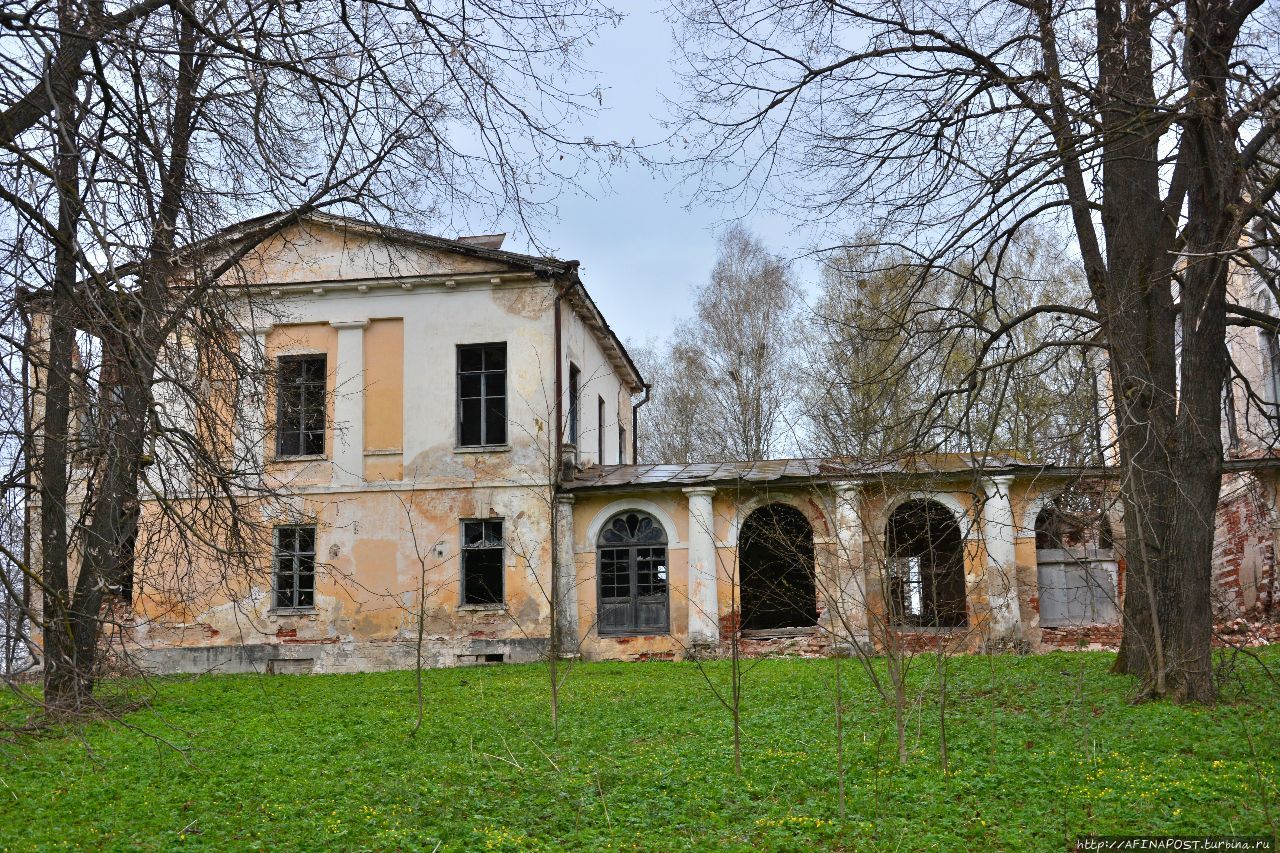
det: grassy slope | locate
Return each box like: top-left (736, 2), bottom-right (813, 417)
top-left (1, 650), bottom-right (1278, 851)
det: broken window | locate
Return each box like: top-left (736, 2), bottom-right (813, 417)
top-left (597, 395), bottom-right (606, 463)
top-left (275, 355), bottom-right (326, 457)
top-left (597, 511), bottom-right (669, 635)
top-left (461, 519), bottom-right (504, 605)
top-left (739, 503), bottom-right (818, 631)
top-left (274, 525), bottom-right (316, 609)
top-left (885, 499), bottom-right (967, 628)
top-left (458, 343), bottom-right (507, 446)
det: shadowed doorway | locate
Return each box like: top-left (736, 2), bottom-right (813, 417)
top-left (739, 503), bottom-right (818, 631)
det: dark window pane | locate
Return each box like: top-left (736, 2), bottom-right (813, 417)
top-left (463, 548), bottom-right (503, 604)
top-left (485, 372), bottom-right (505, 398)
top-left (486, 399), bottom-right (507, 445)
top-left (484, 344), bottom-right (505, 370)
top-left (460, 374), bottom-right (482, 398)
top-left (460, 399), bottom-right (483, 445)
top-left (463, 521), bottom-right (483, 546)
top-left (459, 346), bottom-right (483, 372)
top-left (483, 520), bottom-right (503, 546)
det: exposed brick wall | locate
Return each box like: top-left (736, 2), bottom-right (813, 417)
top-left (1213, 472), bottom-right (1277, 618)
top-left (1041, 625), bottom-right (1123, 649)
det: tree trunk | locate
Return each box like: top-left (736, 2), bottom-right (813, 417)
top-left (40, 61), bottom-right (84, 710)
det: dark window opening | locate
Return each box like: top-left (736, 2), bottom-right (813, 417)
top-left (885, 500), bottom-right (966, 628)
top-left (483, 653), bottom-right (504, 663)
top-left (597, 511), bottom-right (669, 635)
top-left (107, 522), bottom-right (138, 604)
top-left (276, 355), bottom-right (326, 457)
top-left (618, 421), bottom-right (627, 465)
top-left (458, 343), bottom-right (507, 447)
top-left (597, 396), bottom-right (606, 463)
top-left (739, 503), bottom-right (818, 631)
top-left (274, 525), bottom-right (317, 609)
top-left (462, 519), bottom-right (504, 604)
top-left (568, 362), bottom-right (580, 446)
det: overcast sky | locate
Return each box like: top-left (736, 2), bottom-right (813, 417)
top-left (502, 4), bottom-right (815, 349)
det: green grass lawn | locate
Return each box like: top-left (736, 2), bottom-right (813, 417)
top-left (2, 650), bottom-right (1278, 851)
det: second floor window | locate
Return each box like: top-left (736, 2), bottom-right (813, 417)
top-left (274, 525), bottom-right (316, 609)
top-left (458, 343), bottom-right (507, 446)
top-left (568, 363), bottom-right (580, 446)
top-left (276, 355), bottom-right (326, 457)
top-left (597, 396), bottom-right (606, 462)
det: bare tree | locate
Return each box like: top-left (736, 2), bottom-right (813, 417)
top-left (669, 0), bottom-right (1280, 702)
top-left (2, 0), bottom-right (620, 712)
top-left (635, 224), bottom-right (801, 462)
top-left (803, 230), bottom-right (1105, 466)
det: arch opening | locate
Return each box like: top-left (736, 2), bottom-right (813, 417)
top-left (739, 503), bottom-right (818, 632)
top-left (885, 499), bottom-right (967, 627)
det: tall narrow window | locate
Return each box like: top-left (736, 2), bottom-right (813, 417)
top-left (274, 525), bottom-right (316, 609)
top-left (597, 511), bottom-right (669, 635)
top-left (618, 421), bottom-right (627, 465)
top-left (276, 355), bottom-right (326, 457)
top-left (458, 343), bottom-right (507, 446)
top-left (461, 519), bottom-right (504, 605)
top-left (597, 396), bottom-right (606, 463)
top-left (568, 363), bottom-right (580, 446)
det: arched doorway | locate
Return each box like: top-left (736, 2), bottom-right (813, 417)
top-left (739, 503), bottom-right (818, 631)
top-left (885, 499), bottom-right (967, 627)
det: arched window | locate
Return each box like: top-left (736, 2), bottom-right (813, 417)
top-left (597, 511), bottom-right (670, 635)
top-left (885, 499), bottom-right (967, 627)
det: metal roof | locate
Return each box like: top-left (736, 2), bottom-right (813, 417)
top-left (561, 454), bottom-right (1032, 493)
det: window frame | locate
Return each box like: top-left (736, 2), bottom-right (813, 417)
top-left (460, 518), bottom-right (505, 606)
top-left (568, 362), bottom-right (580, 447)
top-left (273, 524), bottom-right (317, 611)
top-left (274, 354), bottom-right (327, 459)
top-left (597, 395), bottom-right (606, 463)
top-left (595, 510), bottom-right (670, 636)
top-left (456, 343), bottom-right (508, 448)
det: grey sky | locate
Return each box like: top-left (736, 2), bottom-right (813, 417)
top-left (503, 4), bottom-right (817, 348)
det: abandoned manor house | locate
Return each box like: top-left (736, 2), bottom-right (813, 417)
top-left (24, 213), bottom-right (1280, 675)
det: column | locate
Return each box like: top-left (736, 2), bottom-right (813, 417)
top-left (982, 474), bottom-right (1022, 642)
top-left (329, 320), bottom-right (368, 484)
top-left (833, 482), bottom-right (868, 647)
top-left (553, 493), bottom-right (580, 655)
top-left (683, 486), bottom-right (719, 647)
top-left (237, 325), bottom-right (271, 477)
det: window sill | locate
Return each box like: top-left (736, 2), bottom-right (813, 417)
top-left (454, 444), bottom-right (511, 454)
top-left (457, 603), bottom-right (508, 612)
top-left (271, 607), bottom-right (318, 616)
top-left (270, 454), bottom-right (328, 463)
top-left (599, 630), bottom-right (671, 639)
